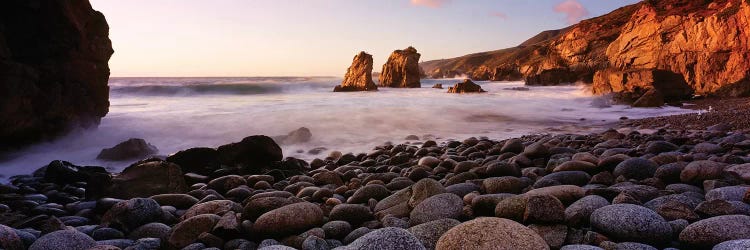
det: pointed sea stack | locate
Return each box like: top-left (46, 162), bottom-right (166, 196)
top-left (333, 51), bottom-right (378, 92)
top-left (448, 79), bottom-right (486, 93)
top-left (379, 46), bottom-right (421, 88)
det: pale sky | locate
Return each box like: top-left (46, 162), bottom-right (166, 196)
top-left (90, 0), bottom-right (640, 77)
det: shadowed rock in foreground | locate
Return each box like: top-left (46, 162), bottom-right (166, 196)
top-left (333, 52), bottom-right (378, 92)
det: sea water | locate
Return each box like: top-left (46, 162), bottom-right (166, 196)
top-left (0, 77), bottom-right (693, 178)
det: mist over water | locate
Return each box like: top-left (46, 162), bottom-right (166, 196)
top-left (0, 77), bottom-right (693, 178)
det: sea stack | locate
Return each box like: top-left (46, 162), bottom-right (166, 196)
top-left (379, 46), bottom-right (422, 88)
top-left (0, 0), bottom-right (114, 151)
top-left (333, 51), bottom-right (378, 92)
top-left (448, 79), bottom-right (486, 93)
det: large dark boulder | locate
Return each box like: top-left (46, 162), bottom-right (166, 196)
top-left (166, 147), bottom-right (220, 176)
top-left (105, 159), bottom-right (188, 199)
top-left (38, 160), bottom-right (112, 199)
top-left (0, 0), bottom-right (114, 151)
top-left (217, 135), bottom-right (283, 169)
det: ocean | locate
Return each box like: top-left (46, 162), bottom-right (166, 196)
top-left (0, 77), bottom-right (692, 178)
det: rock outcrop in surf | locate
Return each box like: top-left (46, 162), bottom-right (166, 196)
top-left (380, 47), bottom-right (422, 88)
top-left (333, 52), bottom-right (378, 92)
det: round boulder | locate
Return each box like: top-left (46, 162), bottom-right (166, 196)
top-left (339, 227), bottom-right (425, 250)
top-left (0, 224), bottom-right (24, 250)
top-left (409, 179), bottom-right (445, 208)
top-left (181, 200), bottom-right (242, 220)
top-left (525, 185), bottom-right (585, 205)
top-left (613, 158), bottom-right (658, 180)
top-left (714, 239), bottom-right (750, 250)
top-left (252, 202), bottom-right (324, 237)
top-left (678, 215), bottom-right (750, 248)
top-left (149, 194), bottom-right (199, 209)
top-left (482, 177), bottom-right (525, 194)
top-left (436, 217), bottom-right (549, 250)
top-left (590, 204), bottom-right (672, 245)
top-left (29, 230), bottom-right (96, 250)
top-left (348, 184), bottom-right (391, 204)
top-left (407, 219), bottom-right (460, 250)
top-left (329, 204), bottom-right (373, 225)
top-left (168, 214), bottom-right (221, 248)
top-left (523, 194), bottom-right (565, 224)
top-left (409, 193), bottom-right (463, 226)
top-left (100, 198), bottom-right (163, 232)
top-left (680, 160), bottom-right (727, 184)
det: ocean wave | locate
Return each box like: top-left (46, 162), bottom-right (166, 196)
top-left (110, 79), bottom-right (335, 96)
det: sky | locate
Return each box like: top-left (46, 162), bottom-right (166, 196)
top-left (90, 0), bottom-right (640, 77)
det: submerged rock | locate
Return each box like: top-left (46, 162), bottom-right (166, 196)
top-left (334, 51), bottom-right (378, 92)
top-left (447, 79), bottom-right (486, 93)
top-left (379, 47), bottom-right (422, 88)
top-left (97, 138), bottom-right (158, 161)
top-left (273, 127), bottom-right (313, 145)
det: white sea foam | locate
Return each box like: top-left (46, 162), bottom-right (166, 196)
top-left (0, 77), bottom-right (693, 178)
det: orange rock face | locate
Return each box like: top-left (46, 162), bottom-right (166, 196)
top-left (601, 0), bottom-right (750, 97)
top-left (379, 46), bottom-right (422, 88)
top-left (421, 0), bottom-right (750, 103)
top-left (333, 51), bottom-right (378, 92)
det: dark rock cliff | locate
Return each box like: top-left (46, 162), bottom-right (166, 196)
top-left (0, 0), bottom-right (113, 150)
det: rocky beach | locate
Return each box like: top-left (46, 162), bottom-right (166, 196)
top-left (3, 117), bottom-right (750, 249)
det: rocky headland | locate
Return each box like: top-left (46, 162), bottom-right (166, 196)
top-left (3, 121), bottom-right (750, 249)
top-left (420, 0), bottom-right (750, 106)
top-left (0, 0), bottom-right (114, 151)
top-left (333, 52), bottom-right (378, 92)
top-left (379, 47), bottom-right (422, 88)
